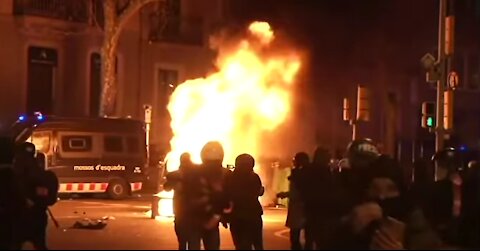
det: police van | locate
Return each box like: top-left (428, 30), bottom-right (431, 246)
top-left (11, 114), bottom-right (146, 199)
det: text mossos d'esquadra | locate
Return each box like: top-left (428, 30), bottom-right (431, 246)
top-left (74, 165), bottom-right (126, 171)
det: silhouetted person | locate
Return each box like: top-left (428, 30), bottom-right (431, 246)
top-left (430, 148), bottom-right (460, 245)
top-left (225, 154), bottom-right (264, 250)
top-left (0, 137), bottom-right (19, 250)
top-left (184, 141), bottom-right (231, 250)
top-left (278, 152), bottom-right (311, 250)
top-left (298, 147), bottom-right (338, 249)
top-left (409, 159), bottom-right (433, 213)
top-left (164, 152), bottom-right (196, 250)
top-left (329, 154), bottom-right (443, 250)
top-left (11, 144), bottom-right (58, 250)
top-left (459, 161), bottom-right (480, 248)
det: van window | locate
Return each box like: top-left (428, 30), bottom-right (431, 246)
top-left (62, 136), bottom-right (92, 152)
top-left (31, 131), bottom-right (51, 153)
top-left (126, 137), bottom-right (140, 153)
top-left (104, 136), bottom-right (123, 152)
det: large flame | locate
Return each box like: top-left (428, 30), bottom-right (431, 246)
top-left (155, 21), bottom-right (301, 218)
top-left (166, 21), bottom-right (301, 169)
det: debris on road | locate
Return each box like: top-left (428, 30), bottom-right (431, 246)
top-left (71, 217), bottom-right (110, 230)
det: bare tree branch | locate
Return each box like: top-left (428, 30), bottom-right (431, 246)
top-left (118, 0), bottom-right (164, 31)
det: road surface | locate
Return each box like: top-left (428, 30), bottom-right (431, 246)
top-left (38, 194), bottom-right (290, 250)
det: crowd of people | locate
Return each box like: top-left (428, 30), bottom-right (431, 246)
top-left (2, 137), bottom-right (478, 250)
top-left (164, 141), bottom-right (265, 250)
top-left (279, 138), bottom-right (480, 250)
top-left (0, 141), bottom-right (59, 250)
top-left (165, 139), bottom-right (480, 250)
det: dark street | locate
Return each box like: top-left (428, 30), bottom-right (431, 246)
top-left (41, 195), bottom-right (289, 250)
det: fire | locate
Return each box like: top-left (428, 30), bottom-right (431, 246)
top-left (156, 21), bottom-right (301, 217)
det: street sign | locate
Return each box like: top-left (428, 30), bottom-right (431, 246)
top-left (448, 71), bottom-right (459, 90)
top-left (143, 104), bottom-right (152, 124)
top-left (421, 53), bottom-right (436, 70)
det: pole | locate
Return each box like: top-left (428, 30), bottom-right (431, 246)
top-left (352, 121), bottom-right (357, 141)
top-left (144, 105), bottom-right (152, 166)
top-left (435, 0), bottom-right (447, 153)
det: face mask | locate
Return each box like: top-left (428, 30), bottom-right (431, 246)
top-left (376, 197), bottom-right (406, 220)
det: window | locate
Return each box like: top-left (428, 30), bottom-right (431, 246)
top-left (126, 137), bottom-right (140, 154)
top-left (27, 47), bottom-right (57, 114)
top-left (149, 0), bottom-right (181, 41)
top-left (31, 131), bottom-right (51, 153)
top-left (156, 68), bottom-right (179, 117)
top-left (104, 136), bottom-right (123, 152)
top-left (62, 136), bottom-right (92, 152)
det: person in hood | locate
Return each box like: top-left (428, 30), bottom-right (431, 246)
top-left (298, 147), bottom-right (345, 249)
top-left (164, 152), bottom-right (197, 250)
top-left (277, 152), bottom-right (312, 250)
top-left (329, 140), bottom-right (443, 250)
top-left (225, 153), bottom-right (264, 250)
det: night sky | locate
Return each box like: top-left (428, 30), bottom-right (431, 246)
top-left (224, 0), bottom-right (480, 148)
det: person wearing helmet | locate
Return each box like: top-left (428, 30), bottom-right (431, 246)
top-left (183, 141), bottom-right (231, 250)
top-left (429, 148), bottom-right (462, 245)
top-left (224, 154), bottom-right (264, 250)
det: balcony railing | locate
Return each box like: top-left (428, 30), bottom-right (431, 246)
top-left (149, 17), bottom-right (204, 46)
top-left (13, 0), bottom-right (90, 23)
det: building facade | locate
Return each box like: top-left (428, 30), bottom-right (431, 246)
top-left (0, 0), bottom-right (228, 151)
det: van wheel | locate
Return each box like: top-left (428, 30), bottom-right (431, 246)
top-left (107, 179), bottom-right (129, 200)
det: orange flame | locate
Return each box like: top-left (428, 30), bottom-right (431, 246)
top-left (156, 22), bottom-right (301, 218)
top-left (165, 21), bottom-right (301, 171)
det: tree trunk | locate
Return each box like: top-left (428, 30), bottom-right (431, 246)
top-left (99, 0), bottom-right (163, 116)
top-left (100, 0), bottom-right (119, 116)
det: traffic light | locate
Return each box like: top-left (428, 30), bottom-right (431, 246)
top-left (343, 98), bottom-right (351, 121)
top-left (444, 90), bottom-right (454, 130)
top-left (422, 102), bottom-right (435, 128)
top-left (356, 85), bottom-right (370, 121)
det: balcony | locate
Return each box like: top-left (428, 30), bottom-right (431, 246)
top-left (13, 0), bottom-right (90, 23)
top-left (149, 17), bottom-right (204, 46)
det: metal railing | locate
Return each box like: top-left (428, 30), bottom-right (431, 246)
top-left (149, 16), bottom-right (204, 46)
top-left (13, 0), bottom-right (90, 23)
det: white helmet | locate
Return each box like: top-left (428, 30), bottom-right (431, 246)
top-left (201, 141), bottom-right (224, 162)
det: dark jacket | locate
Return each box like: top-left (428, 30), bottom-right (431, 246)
top-left (164, 164), bottom-right (196, 219)
top-left (225, 169), bottom-right (263, 220)
top-left (183, 163), bottom-right (231, 227)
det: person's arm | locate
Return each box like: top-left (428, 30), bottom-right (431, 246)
top-left (163, 172), bottom-right (179, 191)
top-left (254, 174), bottom-right (264, 197)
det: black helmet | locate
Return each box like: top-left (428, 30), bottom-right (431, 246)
top-left (293, 152), bottom-right (310, 168)
top-left (235, 153), bottom-right (255, 171)
top-left (313, 146), bottom-right (331, 166)
top-left (346, 138), bottom-right (380, 169)
top-left (432, 147), bottom-right (460, 171)
top-left (15, 142), bottom-right (36, 158)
